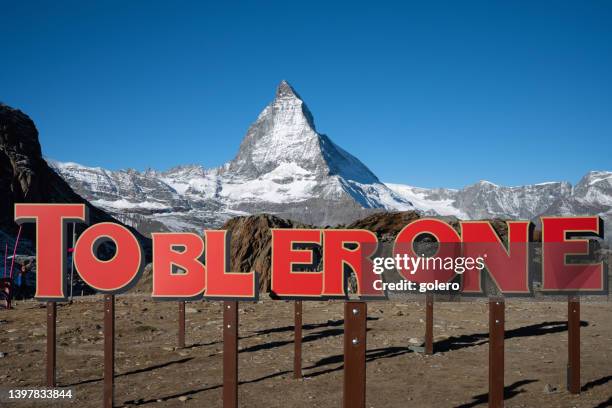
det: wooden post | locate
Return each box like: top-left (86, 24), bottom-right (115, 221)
top-left (425, 294), bottom-right (434, 354)
top-left (294, 301), bottom-right (302, 379)
top-left (223, 301), bottom-right (238, 408)
top-left (344, 302), bottom-right (367, 408)
top-left (567, 296), bottom-right (580, 394)
top-left (489, 298), bottom-right (504, 408)
top-left (178, 301), bottom-right (186, 348)
top-left (104, 295), bottom-right (115, 408)
top-left (46, 302), bottom-right (56, 387)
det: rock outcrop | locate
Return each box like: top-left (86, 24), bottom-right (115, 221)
top-left (0, 103), bottom-right (149, 255)
top-left (222, 214), bottom-right (312, 293)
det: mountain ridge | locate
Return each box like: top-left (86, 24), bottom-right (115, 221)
top-left (48, 157), bottom-right (611, 229)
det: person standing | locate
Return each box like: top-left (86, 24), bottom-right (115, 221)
top-left (13, 264), bottom-right (25, 300)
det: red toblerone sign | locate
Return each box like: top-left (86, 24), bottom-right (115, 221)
top-left (14, 203), bottom-right (607, 301)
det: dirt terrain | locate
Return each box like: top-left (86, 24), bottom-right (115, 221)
top-left (1, 296), bottom-right (610, 408)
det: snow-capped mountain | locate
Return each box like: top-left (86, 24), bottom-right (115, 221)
top-left (49, 81), bottom-right (413, 233)
top-left (386, 180), bottom-right (575, 220)
top-left (47, 81), bottom-right (611, 238)
top-left (387, 171), bottom-right (612, 238)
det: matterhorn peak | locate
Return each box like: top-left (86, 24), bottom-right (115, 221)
top-left (226, 80), bottom-right (321, 177)
top-left (271, 80), bottom-right (315, 129)
top-left (270, 79), bottom-right (316, 131)
top-left (275, 80), bottom-right (301, 100)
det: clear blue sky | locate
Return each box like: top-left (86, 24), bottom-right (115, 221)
top-left (1, 1), bottom-right (610, 188)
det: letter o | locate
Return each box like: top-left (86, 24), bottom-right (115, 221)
top-left (394, 219), bottom-right (461, 284)
top-left (74, 223), bottom-right (143, 293)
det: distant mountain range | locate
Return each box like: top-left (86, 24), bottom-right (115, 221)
top-left (47, 81), bottom-right (612, 238)
top-left (387, 172), bottom-right (611, 223)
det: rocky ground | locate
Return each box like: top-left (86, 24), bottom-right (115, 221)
top-left (0, 296), bottom-right (611, 408)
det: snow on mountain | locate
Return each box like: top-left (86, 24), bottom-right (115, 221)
top-left (573, 171), bottom-right (612, 206)
top-left (48, 81), bottom-right (413, 232)
top-left (455, 180), bottom-right (574, 220)
top-left (386, 181), bottom-right (574, 220)
top-left (218, 80), bottom-right (412, 212)
top-left (386, 173), bottom-right (612, 240)
top-left (385, 184), bottom-right (467, 218)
